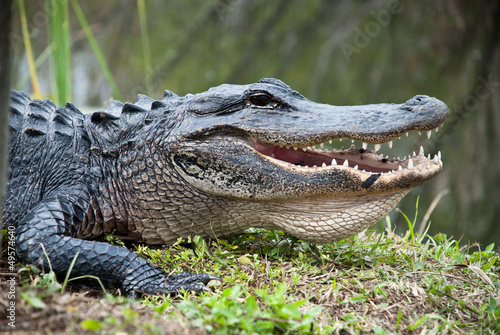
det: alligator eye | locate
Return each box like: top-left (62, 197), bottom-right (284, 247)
top-left (249, 94), bottom-right (272, 107)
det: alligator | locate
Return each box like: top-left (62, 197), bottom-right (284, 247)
top-left (2, 78), bottom-right (449, 296)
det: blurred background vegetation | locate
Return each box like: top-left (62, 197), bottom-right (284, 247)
top-left (8, 0), bottom-right (500, 247)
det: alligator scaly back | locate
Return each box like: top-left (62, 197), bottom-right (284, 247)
top-left (5, 90), bottom-right (89, 228)
top-left (84, 91), bottom-right (179, 159)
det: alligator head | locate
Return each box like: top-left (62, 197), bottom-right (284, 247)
top-left (111, 78), bottom-right (449, 243)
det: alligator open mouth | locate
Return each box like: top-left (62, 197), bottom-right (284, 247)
top-left (251, 128), bottom-right (443, 177)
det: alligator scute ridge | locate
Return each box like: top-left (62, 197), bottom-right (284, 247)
top-left (2, 78), bottom-right (449, 295)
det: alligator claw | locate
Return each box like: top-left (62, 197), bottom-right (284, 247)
top-left (125, 271), bottom-right (222, 297)
top-left (208, 274), bottom-right (223, 282)
top-left (201, 286), bottom-right (214, 294)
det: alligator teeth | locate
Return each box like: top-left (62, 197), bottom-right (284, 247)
top-left (418, 131), bottom-right (422, 136)
top-left (271, 130), bottom-right (442, 174)
top-left (408, 159), bottom-right (414, 170)
top-left (339, 138), bottom-right (342, 142)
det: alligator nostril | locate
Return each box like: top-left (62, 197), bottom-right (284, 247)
top-left (413, 95), bottom-right (429, 104)
top-left (402, 95), bottom-right (430, 109)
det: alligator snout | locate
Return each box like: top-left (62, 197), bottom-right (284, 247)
top-left (399, 95), bottom-right (450, 125)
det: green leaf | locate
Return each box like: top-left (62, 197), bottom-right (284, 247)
top-left (280, 304), bottom-right (302, 319)
top-left (237, 255), bottom-right (252, 264)
top-left (373, 326), bottom-right (388, 335)
top-left (245, 295), bottom-right (259, 317)
top-left (274, 282), bottom-right (287, 301)
top-left (20, 291), bottom-right (46, 309)
top-left (349, 295), bottom-right (366, 303)
top-left (152, 300), bottom-right (170, 314)
top-left (80, 319), bottom-right (103, 331)
top-left (489, 295), bottom-right (497, 313)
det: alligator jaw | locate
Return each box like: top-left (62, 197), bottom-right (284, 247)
top-left (250, 129), bottom-right (443, 179)
top-left (172, 127), bottom-right (443, 203)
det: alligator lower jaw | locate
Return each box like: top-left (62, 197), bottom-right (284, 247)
top-left (250, 130), bottom-right (443, 181)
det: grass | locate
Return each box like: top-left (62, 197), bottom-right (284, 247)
top-left (1, 206), bottom-right (499, 334)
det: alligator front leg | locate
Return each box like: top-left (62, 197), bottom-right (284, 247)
top-left (14, 193), bottom-right (218, 296)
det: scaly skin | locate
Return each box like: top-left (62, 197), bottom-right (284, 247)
top-left (2, 79), bottom-right (449, 295)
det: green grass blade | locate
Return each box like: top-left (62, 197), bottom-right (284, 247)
top-left (50, 0), bottom-right (72, 105)
top-left (15, 43), bottom-right (54, 90)
top-left (17, 0), bottom-right (41, 98)
top-left (44, 0), bottom-right (72, 105)
top-left (69, 275), bottom-right (108, 295)
top-left (137, 0), bottom-right (153, 95)
top-left (70, 0), bottom-right (122, 101)
top-left (44, 0), bottom-right (57, 101)
top-left (61, 250), bottom-right (79, 294)
top-left (60, 0), bottom-right (72, 102)
top-left (39, 243), bottom-right (53, 273)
